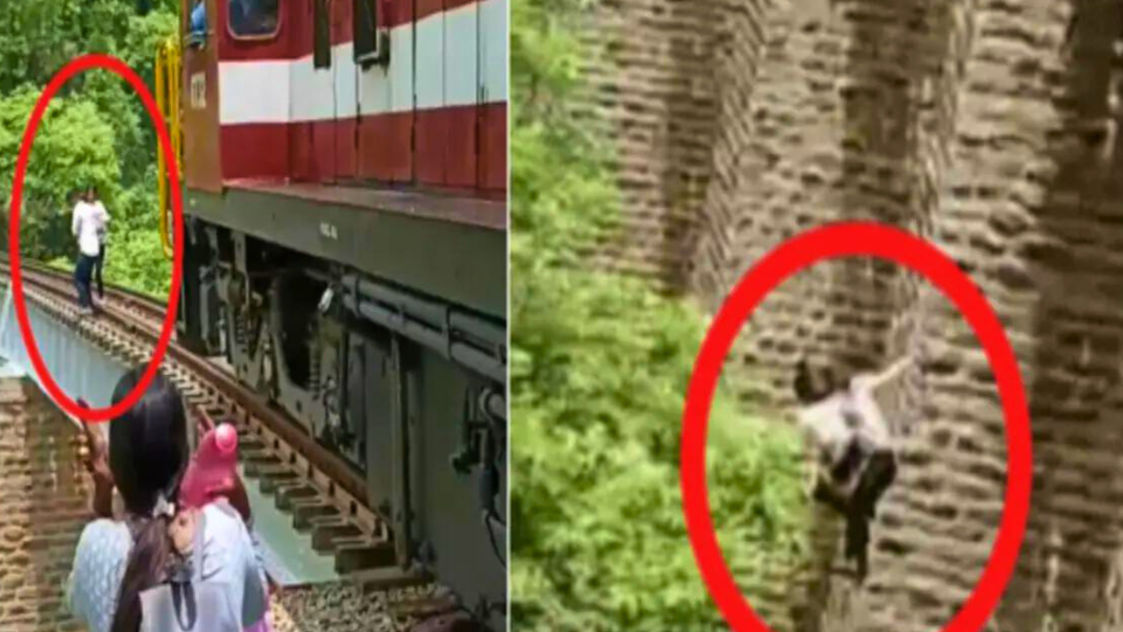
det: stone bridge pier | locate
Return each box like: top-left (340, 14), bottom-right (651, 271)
top-left (0, 377), bottom-right (90, 631)
top-left (583, 0), bottom-right (1123, 629)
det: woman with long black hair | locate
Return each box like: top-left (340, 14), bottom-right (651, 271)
top-left (65, 367), bottom-right (267, 631)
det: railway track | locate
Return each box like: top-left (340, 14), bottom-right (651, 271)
top-left (0, 260), bottom-right (476, 630)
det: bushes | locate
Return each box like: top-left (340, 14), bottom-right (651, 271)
top-left (511, 267), bottom-right (809, 629)
top-left (0, 86), bottom-right (121, 261)
top-left (510, 0), bottom-right (809, 629)
top-left (0, 1), bottom-right (177, 297)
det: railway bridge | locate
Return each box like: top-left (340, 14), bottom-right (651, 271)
top-left (0, 265), bottom-right (469, 631)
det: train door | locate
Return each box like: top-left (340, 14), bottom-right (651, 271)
top-left (333, 0), bottom-right (358, 180)
top-left (182, 0), bottom-right (223, 192)
top-left (308, 0), bottom-right (337, 181)
top-left (477, 0), bottom-right (506, 192)
top-left (443, 0), bottom-right (479, 189)
top-left (414, 0), bottom-right (445, 186)
top-left (356, 0), bottom-right (409, 183)
top-left (415, 0), bottom-right (479, 189)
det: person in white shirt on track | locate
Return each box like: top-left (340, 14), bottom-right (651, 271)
top-left (87, 186), bottom-right (110, 303)
top-left (71, 187), bottom-right (103, 316)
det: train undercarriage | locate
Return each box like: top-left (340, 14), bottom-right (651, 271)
top-left (175, 185), bottom-right (508, 629)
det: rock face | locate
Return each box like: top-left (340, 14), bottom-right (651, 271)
top-left (584, 0), bottom-right (1123, 630)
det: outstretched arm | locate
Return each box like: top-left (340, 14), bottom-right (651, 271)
top-left (853, 355), bottom-right (910, 393)
top-left (874, 355), bottom-right (910, 389)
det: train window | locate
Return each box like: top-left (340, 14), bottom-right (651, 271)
top-left (353, 0), bottom-right (382, 64)
top-left (187, 0), bottom-right (207, 47)
top-left (228, 0), bottom-right (281, 39)
top-left (313, 0), bottom-right (330, 69)
top-left (189, 1), bottom-right (206, 35)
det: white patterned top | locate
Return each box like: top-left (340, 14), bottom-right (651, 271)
top-left (65, 503), bottom-right (268, 632)
top-left (65, 519), bottom-right (132, 632)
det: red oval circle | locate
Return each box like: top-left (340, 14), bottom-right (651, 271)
top-left (680, 222), bottom-right (1032, 632)
top-left (7, 53), bottom-right (184, 423)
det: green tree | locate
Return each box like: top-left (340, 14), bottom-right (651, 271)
top-left (511, 0), bottom-right (810, 629)
top-left (113, 8), bottom-right (179, 182)
top-left (0, 86), bottom-right (121, 259)
top-left (101, 166), bottom-right (171, 297)
top-left (510, 0), bottom-right (615, 273)
top-left (0, 0), bottom-right (137, 95)
top-left (0, 0), bottom-right (177, 296)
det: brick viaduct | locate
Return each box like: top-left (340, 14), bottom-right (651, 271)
top-left (581, 0), bottom-right (1123, 629)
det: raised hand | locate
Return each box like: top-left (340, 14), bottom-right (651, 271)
top-left (77, 399), bottom-right (114, 518)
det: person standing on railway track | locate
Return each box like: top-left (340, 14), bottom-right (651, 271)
top-left (89, 186), bottom-right (110, 304)
top-left (65, 368), bottom-right (268, 632)
top-left (70, 187), bottom-right (102, 315)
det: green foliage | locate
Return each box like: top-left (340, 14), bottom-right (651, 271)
top-left (102, 167), bottom-right (170, 297)
top-left (113, 9), bottom-right (180, 182)
top-left (511, 0), bottom-right (810, 629)
top-left (0, 0), bottom-right (134, 94)
top-left (510, 0), bottom-right (594, 122)
top-left (511, 268), bottom-right (809, 630)
top-left (510, 0), bottom-right (616, 272)
top-left (43, 170), bottom-right (169, 298)
top-left (0, 86), bottom-right (121, 259)
top-left (0, 0), bottom-right (177, 295)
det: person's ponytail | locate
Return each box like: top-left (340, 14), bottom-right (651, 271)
top-left (111, 514), bottom-right (174, 632)
top-left (103, 366), bottom-right (190, 632)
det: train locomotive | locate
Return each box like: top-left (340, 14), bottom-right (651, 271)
top-left (163, 0), bottom-right (507, 627)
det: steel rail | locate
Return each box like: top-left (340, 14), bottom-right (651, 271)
top-left (0, 262), bottom-right (448, 592)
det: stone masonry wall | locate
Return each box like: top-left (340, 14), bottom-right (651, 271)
top-left (578, 0), bottom-right (731, 290)
top-left (983, 1), bottom-right (1123, 628)
top-left (584, 0), bottom-right (1123, 630)
top-left (0, 377), bottom-right (89, 631)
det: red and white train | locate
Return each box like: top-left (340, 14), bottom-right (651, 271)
top-left (192, 0), bottom-right (506, 191)
top-left (173, 0), bottom-right (506, 626)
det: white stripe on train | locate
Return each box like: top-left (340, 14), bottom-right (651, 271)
top-left (218, 0), bottom-right (507, 126)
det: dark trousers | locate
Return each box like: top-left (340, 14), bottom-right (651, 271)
top-left (74, 254), bottom-right (96, 309)
top-left (93, 243), bottom-right (105, 299)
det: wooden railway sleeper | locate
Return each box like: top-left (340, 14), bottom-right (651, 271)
top-left (334, 540), bottom-right (397, 575)
top-left (310, 520), bottom-right (364, 553)
top-left (238, 435), bottom-right (267, 453)
top-left (241, 448), bottom-right (278, 467)
top-left (275, 484), bottom-right (319, 511)
top-left (391, 594), bottom-right (460, 620)
top-left (258, 472), bottom-right (301, 495)
top-left (242, 454), bottom-right (283, 478)
top-left (350, 567), bottom-right (432, 593)
top-left (290, 498), bottom-right (339, 530)
top-left (247, 461), bottom-right (297, 484)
